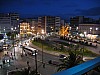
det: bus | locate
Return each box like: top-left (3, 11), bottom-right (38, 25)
top-left (23, 46), bottom-right (37, 56)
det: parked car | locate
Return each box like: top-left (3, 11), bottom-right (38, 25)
top-left (48, 60), bottom-right (59, 66)
top-left (59, 54), bottom-right (66, 60)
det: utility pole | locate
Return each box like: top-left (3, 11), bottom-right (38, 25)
top-left (82, 46), bottom-right (84, 60)
top-left (11, 27), bottom-right (15, 57)
top-left (42, 41), bottom-right (43, 63)
top-left (35, 50), bottom-right (37, 75)
top-left (13, 31), bottom-right (15, 57)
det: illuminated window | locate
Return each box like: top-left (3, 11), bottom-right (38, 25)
top-left (17, 18), bottom-right (19, 20)
top-left (96, 28), bottom-right (98, 30)
top-left (76, 27), bottom-right (78, 30)
top-left (90, 27), bottom-right (92, 30)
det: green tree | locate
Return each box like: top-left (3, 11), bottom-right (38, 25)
top-left (6, 32), bottom-right (11, 37)
top-left (57, 50), bottom-right (83, 72)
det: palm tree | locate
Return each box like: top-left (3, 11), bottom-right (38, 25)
top-left (57, 50), bottom-right (83, 72)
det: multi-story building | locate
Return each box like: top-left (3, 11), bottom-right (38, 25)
top-left (9, 13), bottom-right (20, 32)
top-left (70, 16), bottom-right (95, 34)
top-left (70, 16), bottom-right (84, 33)
top-left (0, 13), bottom-right (11, 33)
top-left (55, 17), bottom-right (60, 32)
top-left (60, 20), bottom-right (66, 26)
top-left (78, 23), bottom-right (100, 35)
top-left (38, 16), bottom-right (60, 34)
top-left (20, 21), bottom-right (30, 37)
top-left (31, 19), bottom-right (38, 35)
top-left (21, 18), bottom-right (38, 35)
top-left (0, 13), bottom-right (20, 34)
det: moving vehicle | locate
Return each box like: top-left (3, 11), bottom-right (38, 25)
top-left (23, 46), bottom-right (37, 56)
top-left (3, 44), bottom-right (9, 49)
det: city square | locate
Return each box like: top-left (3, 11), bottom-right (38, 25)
top-left (0, 0), bottom-right (100, 75)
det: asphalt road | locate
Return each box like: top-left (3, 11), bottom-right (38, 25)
top-left (0, 39), bottom-right (60, 75)
top-left (0, 38), bottom-right (99, 75)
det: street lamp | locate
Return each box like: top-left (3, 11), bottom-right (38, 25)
top-left (90, 27), bottom-right (92, 34)
top-left (84, 31), bottom-right (87, 38)
top-left (11, 27), bottom-right (15, 57)
top-left (35, 50), bottom-right (38, 75)
top-left (3, 28), bottom-right (7, 49)
top-left (82, 46), bottom-right (84, 59)
top-left (41, 29), bottom-right (44, 64)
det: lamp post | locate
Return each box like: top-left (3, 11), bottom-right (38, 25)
top-left (35, 50), bottom-right (38, 75)
top-left (42, 39), bottom-right (43, 63)
top-left (90, 27), bottom-right (92, 41)
top-left (4, 28), bottom-right (6, 45)
top-left (41, 29), bottom-right (44, 64)
top-left (11, 27), bottom-right (15, 57)
top-left (81, 46), bottom-right (84, 60)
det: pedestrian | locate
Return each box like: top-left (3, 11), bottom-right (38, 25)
top-left (48, 60), bottom-right (52, 64)
top-left (11, 53), bottom-right (13, 60)
top-left (7, 52), bottom-right (9, 56)
top-left (96, 44), bottom-right (97, 47)
top-left (2, 60), bottom-right (5, 64)
top-left (43, 63), bottom-right (45, 68)
top-left (11, 53), bottom-right (12, 56)
top-left (27, 61), bottom-right (29, 66)
top-left (4, 54), bottom-right (7, 56)
top-left (16, 67), bottom-right (18, 70)
top-left (0, 64), bottom-right (2, 68)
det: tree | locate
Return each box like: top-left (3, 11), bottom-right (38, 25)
top-left (6, 32), bottom-right (11, 37)
top-left (57, 48), bottom-right (83, 72)
top-left (59, 26), bottom-right (69, 37)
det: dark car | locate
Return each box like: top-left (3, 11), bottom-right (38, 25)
top-left (59, 54), bottom-right (66, 60)
top-left (48, 60), bottom-right (59, 66)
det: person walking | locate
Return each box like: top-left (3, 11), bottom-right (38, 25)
top-left (27, 61), bottom-right (30, 67)
top-left (43, 63), bottom-right (45, 68)
top-left (11, 53), bottom-right (13, 60)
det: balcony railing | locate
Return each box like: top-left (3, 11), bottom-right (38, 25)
top-left (53, 57), bottom-right (100, 75)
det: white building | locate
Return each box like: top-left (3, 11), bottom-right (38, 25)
top-left (79, 24), bottom-right (100, 35)
top-left (0, 13), bottom-right (20, 34)
top-left (0, 13), bottom-right (11, 33)
top-left (9, 13), bottom-right (20, 32)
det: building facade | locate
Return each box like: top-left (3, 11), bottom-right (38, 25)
top-left (38, 16), bottom-right (60, 34)
top-left (31, 19), bottom-right (38, 35)
top-left (70, 16), bottom-right (84, 33)
top-left (78, 24), bottom-right (100, 35)
top-left (20, 21), bottom-right (30, 37)
top-left (0, 13), bottom-right (11, 33)
top-left (70, 16), bottom-right (96, 34)
top-left (21, 18), bottom-right (38, 35)
top-left (9, 13), bottom-right (20, 32)
top-left (0, 13), bottom-right (20, 34)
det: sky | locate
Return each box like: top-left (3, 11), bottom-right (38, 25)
top-left (0, 0), bottom-right (100, 20)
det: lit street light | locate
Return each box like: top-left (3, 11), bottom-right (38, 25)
top-left (11, 27), bottom-right (16, 57)
top-left (41, 29), bottom-right (44, 64)
top-left (35, 50), bottom-right (38, 75)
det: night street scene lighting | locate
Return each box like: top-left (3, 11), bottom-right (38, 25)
top-left (0, 0), bottom-right (100, 75)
